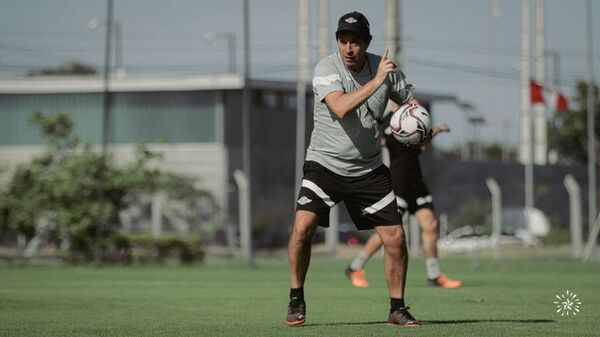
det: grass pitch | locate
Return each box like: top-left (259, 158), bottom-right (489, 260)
top-left (0, 255), bottom-right (599, 337)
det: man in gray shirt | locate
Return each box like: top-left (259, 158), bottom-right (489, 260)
top-left (286, 11), bottom-right (421, 327)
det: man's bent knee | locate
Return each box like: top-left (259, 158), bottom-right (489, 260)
top-left (376, 225), bottom-right (406, 248)
top-left (292, 210), bottom-right (319, 242)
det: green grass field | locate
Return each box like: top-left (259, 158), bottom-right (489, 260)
top-left (0, 255), bottom-right (599, 337)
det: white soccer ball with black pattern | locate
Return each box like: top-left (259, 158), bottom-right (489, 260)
top-left (389, 103), bottom-right (432, 145)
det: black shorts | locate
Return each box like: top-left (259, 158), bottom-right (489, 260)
top-left (296, 161), bottom-right (402, 230)
top-left (391, 171), bottom-right (434, 215)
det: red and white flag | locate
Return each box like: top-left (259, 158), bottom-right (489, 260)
top-left (553, 90), bottom-right (569, 113)
top-left (530, 80), bottom-right (545, 105)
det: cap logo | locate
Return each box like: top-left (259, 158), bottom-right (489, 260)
top-left (345, 17), bottom-right (358, 23)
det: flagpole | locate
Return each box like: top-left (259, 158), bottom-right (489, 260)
top-left (586, 0), bottom-right (597, 235)
top-left (520, 0), bottom-right (534, 214)
top-left (533, 0), bottom-right (546, 165)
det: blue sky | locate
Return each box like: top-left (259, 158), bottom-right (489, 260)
top-left (1, 0), bottom-right (599, 149)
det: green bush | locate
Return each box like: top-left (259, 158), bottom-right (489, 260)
top-left (98, 233), bottom-right (205, 264)
top-left (449, 197), bottom-right (492, 232)
top-left (128, 234), bottom-right (205, 264)
top-left (540, 217), bottom-right (571, 245)
top-left (0, 111), bottom-right (217, 263)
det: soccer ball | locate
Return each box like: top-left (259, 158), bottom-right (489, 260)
top-left (389, 103), bottom-right (432, 145)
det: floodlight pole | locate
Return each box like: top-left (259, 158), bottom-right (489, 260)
top-left (385, 0), bottom-right (400, 63)
top-left (520, 0), bottom-right (534, 226)
top-left (318, 0), bottom-right (330, 59)
top-left (316, 0), bottom-right (340, 256)
top-left (241, 0), bottom-right (253, 266)
top-left (586, 0), bottom-right (597, 236)
top-left (295, 0), bottom-right (309, 201)
top-left (533, 0), bottom-right (546, 165)
top-left (94, 0), bottom-right (114, 266)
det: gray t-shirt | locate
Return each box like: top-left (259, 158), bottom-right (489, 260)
top-left (306, 52), bottom-right (414, 177)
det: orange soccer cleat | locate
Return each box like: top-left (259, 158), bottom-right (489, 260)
top-left (428, 273), bottom-right (462, 289)
top-left (345, 267), bottom-right (369, 288)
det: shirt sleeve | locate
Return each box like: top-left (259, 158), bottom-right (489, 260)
top-left (389, 69), bottom-right (415, 105)
top-left (312, 57), bottom-right (344, 102)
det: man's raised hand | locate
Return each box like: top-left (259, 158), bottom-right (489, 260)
top-left (375, 49), bottom-right (397, 84)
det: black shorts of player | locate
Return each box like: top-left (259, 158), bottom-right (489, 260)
top-left (296, 161), bottom-right (403, 230)
top-left (391, 171), bottom-right (434, 215)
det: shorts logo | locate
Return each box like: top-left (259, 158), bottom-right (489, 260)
top-left (297, 196), bottom-right (312, 205)
top-left (416, 195), bottom-right (433, 206)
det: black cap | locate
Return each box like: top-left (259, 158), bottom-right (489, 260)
top-left (335, 11), bottom-right (372, 43)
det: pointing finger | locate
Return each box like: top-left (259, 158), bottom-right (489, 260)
top-left (382, 48), bottom-right (389, 60)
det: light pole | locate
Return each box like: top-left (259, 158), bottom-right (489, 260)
top-left (89, 18), bottom-right (125, 77)
top-left (241, 0), bottom-right (253, 266)
top-left (468, 115), bottom-right (487, 160)
top-left (458, 101), bottom-right (486, 160)
top-left (204, 32), bottom-right (236, 73)
top-left (93, 0), bottom-right (114, 267)
top-left (586, 0), bottom-right (597, 234)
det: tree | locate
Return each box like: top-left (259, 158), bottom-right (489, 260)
top-left (27, 61), bottom-right (97, 76)
top-left (0, 111), bottom-right (218, 261)
top-left (548, 81), bottom-right (600, 166)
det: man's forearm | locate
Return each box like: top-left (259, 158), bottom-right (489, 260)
top-left (326, 77), bottom-right (384, 119)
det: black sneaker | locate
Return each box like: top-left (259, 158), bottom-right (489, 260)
top-left (387, 306), bottom-right (421, 327)
top-left (286, 298), bottom-right (306, 326)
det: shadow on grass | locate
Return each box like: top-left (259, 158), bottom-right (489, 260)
top-left (421, 319), bottom-right (555, 325)
top-left (300, 319), bottom-right (555, 327)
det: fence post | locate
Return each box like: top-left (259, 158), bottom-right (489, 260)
top-left (326, 205), bottom-right (339, 256)
top-left (234, 169), bottom-right (253, 266)
top-left (439, 212), bottom-right (449, 250)
top-left (563, 174), bottom-right (583, 258)
top-left (409, 215), bottom-right (420, 257)
top-left (582, 213), bottom-right (600, 262)
top-left (486, 177), bottom-right (502, 259)
top-left (151, 194), bottom-right (163, 237)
